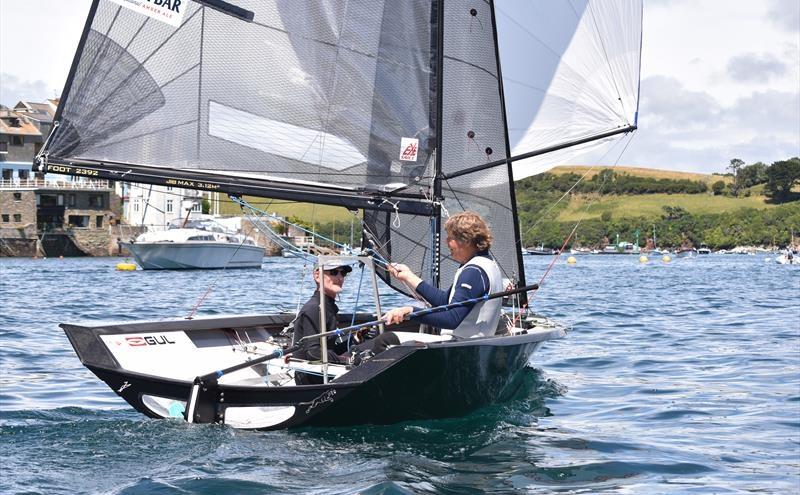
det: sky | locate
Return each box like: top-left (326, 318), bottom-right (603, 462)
top-left (0, 0), bottom-right (798, 174)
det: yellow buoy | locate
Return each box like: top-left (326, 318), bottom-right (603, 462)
top-left (662, 255), bottom-right (671, 263)
top-left (639, 255), bottom-right (648, 263)
top-left (116, 262), bottom-right (137, 271)
top-left (567, 256), bottom-right (577, 264)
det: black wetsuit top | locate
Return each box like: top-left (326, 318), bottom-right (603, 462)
top-left (292, 291), bottom-right (346, 364)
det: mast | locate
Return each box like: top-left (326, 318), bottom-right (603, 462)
top-left (431, 0), bottom-right (445, 288)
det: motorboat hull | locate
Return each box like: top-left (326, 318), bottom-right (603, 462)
top-left (62, 314), bottom-right (565, 430)
top-left (122, 242), bottom-right (264, 269)
top-left (674, 248), bottom-right (698, 259)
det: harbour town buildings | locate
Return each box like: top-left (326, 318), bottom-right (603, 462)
top-left (0, 100), bottom-right (209, 257)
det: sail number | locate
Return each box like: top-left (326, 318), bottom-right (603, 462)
top-left (47, 165), bottom-right (99, 177)
top-left (165, 179), bottom-right (221, 190)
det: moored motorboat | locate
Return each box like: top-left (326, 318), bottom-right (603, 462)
top-left (123, 228), bottom-right (264, 270)
top-left (674, 247), bottom-right (698, 258)
top-left (526, 243), bottom-right (554, 255)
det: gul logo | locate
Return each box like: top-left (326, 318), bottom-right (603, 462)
top-left (399, 138), bottom-right (419, 162)
top-left (125, 335), bottom-right (177, 347)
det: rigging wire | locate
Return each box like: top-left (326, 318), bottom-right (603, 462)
top-left (185, 209), bottom-right (260, 320)
top-left (515, 131), bottom-right (637, 326)
top-left (519, 133), bottom-right (631, 241)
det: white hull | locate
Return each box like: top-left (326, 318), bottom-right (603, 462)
top-left (123, 242), bottom-right (264, 270)
top-left (775, 254), bottom-right (798, 265)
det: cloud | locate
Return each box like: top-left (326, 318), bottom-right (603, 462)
top-left (766, 0), bottom-right (800, 32)
top-left (0, 73), bottom-right (53, 107)
top-left (726, 90), bottom-right (800, 135)
top-left (638, 76), bottom-right (722, 129)
top-left (621, 77), bottom-right (799, 172)
top-left (726, 53), bottom-right (788, 83)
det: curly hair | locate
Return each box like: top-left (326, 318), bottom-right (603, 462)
top-left (444, 211), bottom-right (493, 251)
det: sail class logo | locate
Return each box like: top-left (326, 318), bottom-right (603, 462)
top-left (110, 0), bottom-right (185, 27)
top-left (400, 138), bottom-right (419, 162)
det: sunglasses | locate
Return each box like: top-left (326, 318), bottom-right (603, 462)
top-left (324, 268), bottom-right (349, 277)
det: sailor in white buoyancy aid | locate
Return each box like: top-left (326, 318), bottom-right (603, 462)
top-left (383, 211), bottom-right (503, 338)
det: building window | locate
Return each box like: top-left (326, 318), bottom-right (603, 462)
top-left (166, 199), bottom-right (173, 213)
top-left (88, 194), bottom-right (104, 208)
top-left (37, 194), bottom-right (66, 207)
top-left (1, 169), bottom-right (11, 180)
top-left (192, 202), bottom-right (202, 212)
top-left (166, 186), bottom-right (173, 191)
top-left (13, 192), bottom-right (22, 201)
top-left (13, 214), bottom-right (22, 222)
top-left (1, 214), bottom-right (8, 222)
top-left (96, 215), bottom-right (103, 228)
top-left (11, 136), bottom-right (23, 146)
top-left (0, 142), bottom-right (8, 153)
top-left (18, 169), bottom-right (29, 180)
top-left (68, 215), bottom-right (90, 228)
top-left (68, 194), bottom-right (76, 206)
top-left (133, 200), bottom-right (140, 213)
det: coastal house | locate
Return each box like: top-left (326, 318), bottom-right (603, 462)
top-left (13, 99), bottom-right (58, 140)
top-left (124, 183), bottom-right (209, 232)
top-left (1, 99), bottom-right (222, 256)
top-left (0, 107), bottom-right (121, 257)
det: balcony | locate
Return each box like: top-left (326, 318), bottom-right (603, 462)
top-left (0, 178), bottom-right (111, 191)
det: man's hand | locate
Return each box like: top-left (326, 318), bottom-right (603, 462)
top-left (382, 306), bottom-right (414, 325)
top-left (388, 263), bottom-right (423, 288)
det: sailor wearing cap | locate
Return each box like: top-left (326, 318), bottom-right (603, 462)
top-left (291, 258), bottom-right (354, 384)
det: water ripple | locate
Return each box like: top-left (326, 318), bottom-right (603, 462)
top-left (1, 255), bottom-right (798, 494)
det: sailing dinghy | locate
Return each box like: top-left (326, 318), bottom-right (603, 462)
top-left (37, 0), bottom-right (641, 429)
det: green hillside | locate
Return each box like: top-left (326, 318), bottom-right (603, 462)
top-left (556, 192), bottom-right (775, 223)
top-left (217, 196), bottom-right (357, 224)
top-left (516, 162), bottom-right (800, 249)
top-left (551, 165), bottom-right (731, 185)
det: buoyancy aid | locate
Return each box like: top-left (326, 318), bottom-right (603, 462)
top-left (442, 254), bottom-right (503, 339)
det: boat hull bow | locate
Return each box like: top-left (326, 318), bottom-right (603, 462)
top-left (62, 315), bottom-right (565, 430)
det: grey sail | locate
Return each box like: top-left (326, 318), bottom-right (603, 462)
top-left (38, 0), bottom-right (642, 295)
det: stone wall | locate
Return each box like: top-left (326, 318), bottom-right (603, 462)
top-left (71, 228), bottom-right (113, 257)
top-left (0, 224), bottom-right (39, 256)
top-left (242, 217), bottom-right (283, 256)
top-left (0, 191), bottom-right (40, 256)
top-left (110, 224), bottom-right (146, 256)
top-left (0, 190), bottom-right (36, 226)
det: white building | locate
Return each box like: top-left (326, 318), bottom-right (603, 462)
top-left (120, 183), bottom-right (220, 230)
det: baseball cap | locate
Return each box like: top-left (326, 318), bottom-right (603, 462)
top-left (314, 258), bottom-right (354, 273)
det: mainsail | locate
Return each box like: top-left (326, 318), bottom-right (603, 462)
top-left (37, 0), bottom-right (642, 298)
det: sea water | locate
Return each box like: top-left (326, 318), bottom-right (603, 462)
top-left (0, 255), bottom-right (798, 494)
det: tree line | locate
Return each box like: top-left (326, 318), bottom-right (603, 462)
top-left (518, 202), bottom-right (800, 250)
top-left (517, 169), bottom-right (709, 195)
top-left (719, 157), bottom-right (800, 201)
